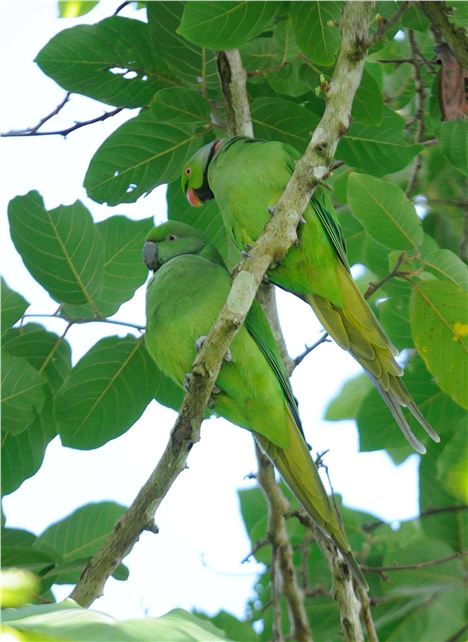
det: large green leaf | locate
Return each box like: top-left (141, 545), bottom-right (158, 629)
top-left (63, 216), bottom-right (153, 320)
top-left (147, 2), bottom-right (218, 89)
top-left (439, 119), bottom-right (468, 176)
top-left (84, 89), bottom-right (210, 206)
top-left (436, 429), bottom-right (468, 503)
top-left (290, 1), bottom-right (342, 66)
top-left (1, 353), bottom-right (45, 435)
top-left (55, 335), bottom-right (158, 449)
top-left (178, 1), bottom-right (279, 50)
top-left (35, 502), bottom-right (127, 584)
top-left (324, 374), bottom-right (371, 421)
top-left (1, 279), bottom-right (28, 335)
top-left (3, 601), bottom-right (230, 642)
top-left (410, 279), bottom-right (468, 409)
top-left (58, 1), bottom-right (100, 18)
top-left (8, 192), bottom-right (104, 306)
top-left (36, 17), bottom-right (175, 108)
top-left (2, 396), bottom-right (57, 496)
top-left (251, 97), bottom-right (319, 151)
top-left (337, 107), bottom-right (422, 175)
top-left (379, 294), bottom-right (413, 351)
top-left (347, 173), bottom-right (423, 249)
top-left (419, 249), bottom-right (468, 292)
top-left (352, 67), bottom-right (384, 126)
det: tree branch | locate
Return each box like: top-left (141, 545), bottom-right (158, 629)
top-left (406, 31), bottom-right (426, 196)
top-left (419, 1), bottom-right (468, 69)
top-left (362, 550), bottom-right (467, 575)
top-left (70, 0), bottom-right (373, 609)
top-left (370, 1), bottom-right (409, 46)
top-left (1, 107), bottom-right (123, 138)
top-left (216, 49), bottom-right (253, 138)
top-left (256, 446), bottom-right (313, 642)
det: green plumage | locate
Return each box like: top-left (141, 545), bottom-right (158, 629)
top-left (182, 137), bottom-right (440, 454)
top-left (143, 221), bottom-right (366, 588)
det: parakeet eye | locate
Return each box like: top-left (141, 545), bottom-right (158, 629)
top-left (184, 167), bottom-right (192, 176)
top-left (167, 233), bottom-right (177, 241)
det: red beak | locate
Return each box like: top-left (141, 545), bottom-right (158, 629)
top-left (186, 187), bottom-right (203, 208)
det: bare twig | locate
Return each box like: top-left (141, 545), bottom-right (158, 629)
top-left (114, 1), bottom-right (130, 15)
top-left (23, 313), bottom-right (145, 333)
top-left (293, 333), bottom-right (331, 369)
top-left (70, 0), bottom-right (374, 609)
top-left (2, 107), bottom-right (123, 138)
top-left (356, 585), bottom-right (379, 642)
top-left (406, 31), bottom-right (426, 196)
top-left (370, 1), bottom-right (409, 47)
top-left (419, 2), bottom-right (468, 68)
top-left (362, 550), bottom-right (467, 574)
top-left (364, 252), bottom-right (412, 298)
top-left (256, 446), bottom-right (312, 642)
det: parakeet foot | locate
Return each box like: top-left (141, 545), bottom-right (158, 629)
top-left (268, 206), bottom-right (275, 216)
top-left (195, 335), bottom-right (207, 351)
top-left (183, 373), bottom-right (192, 391)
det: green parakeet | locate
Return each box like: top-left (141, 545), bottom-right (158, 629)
top-left (143, 221), bottom-right (367, 588)
top-left (181, 137), bottom-right (440, 454)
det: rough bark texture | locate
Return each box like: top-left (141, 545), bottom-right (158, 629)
top-left (419, 2), bottom-right (468, 68)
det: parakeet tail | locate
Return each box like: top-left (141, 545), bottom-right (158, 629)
top-left (306, 263), bottom-right (440, 454)
top-left (256, 425), bottom-right (368, 590)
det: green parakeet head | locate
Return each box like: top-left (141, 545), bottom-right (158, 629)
top-left (181, 140), bottom-right (221, 207)
top-left (143, 221), bottom-right (212, 272)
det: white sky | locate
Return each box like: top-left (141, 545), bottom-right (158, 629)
top-left (1, 0), bottom-right (419, 622)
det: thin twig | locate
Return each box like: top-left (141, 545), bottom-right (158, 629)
top-left (406, 31), bottom-right (426, 196)
top-left (2, 107), bottom-right (123, 138)
top-left (362, 550), bottom-right (467, 574)
top-left (356, 585), bottom-right (378, 642)
top-left (23, 313), bottom-right (145, 332)
top-left (28, 93), bottom-right (70, 134)
top-left (370, 1), bottom-right (410, 47)
top-left (114, 1), bottom-right (130, 15)
top-left (293, 333), bottom-right (331, 369)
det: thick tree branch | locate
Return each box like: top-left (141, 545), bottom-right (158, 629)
top-left (216, 49), bottom-right (253, 138)
top-left (419, 2), bottom-right (468, 69)
top-left (70, 0), bottom-right (373, 608)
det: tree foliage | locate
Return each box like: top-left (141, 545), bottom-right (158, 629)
top-left (2, 1), bottom-right (467, 641)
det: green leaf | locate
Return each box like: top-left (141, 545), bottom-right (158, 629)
top-left (419, 248), bottom-right (468, 292)
top-left (251, 97), bottom-right (319, 151)
top-left (84, 90), bottom-right (209, 206)
top-left (290, 1), bottom-right (342, 66)
top-left (35, 503), bottom-right (127, 584)
top-left (1, 279), bottom-right (28, 335)
top-left (55, 336), bottom-right (159, 449)
top-left (1, 353), bottom-right (45, 435)
top-left (63, 216), bottom-right (153, 320)
top-left (3, 602), bottom-right (230, 641)
top-left (437, 429), bottom-right (468, 503)
top-left (178, 1), bottom-right (279, 50)
top-left (147, 2), bottom-right (218, 89)
top-left (36, 17), bottom-right (175, 108)
top-left (379, 294), bottom-right (413, 351)
top-left (400, 4), bottom-right (430, 31)
top-left (148, 87), bottom-right (211, 125)
top-left (267, 59), bottom-right (318, 98)
top-left (2, 528), bottom-right (37, 549)
top-left (2, 402), bottom-right (56, 495)
top-left (324, 374), bottom-right (371, 421)
top-left (8, 192), bottom-right (104, 306)
top-left (58, 1), bottom-right (99, 18)
top-left (347, 173), bottom-right (423, 249)
top-left (352, 68), bottom-right (384, 126)
top-left (2, 546), bottom-right (58, 575)
top-left (337, 107), bottom-right (422, 175)
top-left (439, 119), bottom-right (468, 176)
top-left (410, 279), bottom-right (468, 409)
top-left (202, 611), bottom-right (260, 642)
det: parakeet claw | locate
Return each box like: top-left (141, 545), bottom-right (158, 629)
top-left (195, 335), bottom-right (207, 351)
top-left (241, 250), bottom-right (251, 259)
top-left (300, 216), bottom-right (307, 224)
top-left (224, 348), bottom-right (232, 362)
top-left (268, 206), bottom-right (275, 216)
top-left (183, 373), bottom-right (192, 391)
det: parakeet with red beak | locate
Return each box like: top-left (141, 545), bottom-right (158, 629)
top-left (143, 221), bottom-right (367, 588)
top-left (181, 136), bottom-right (440, 454)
